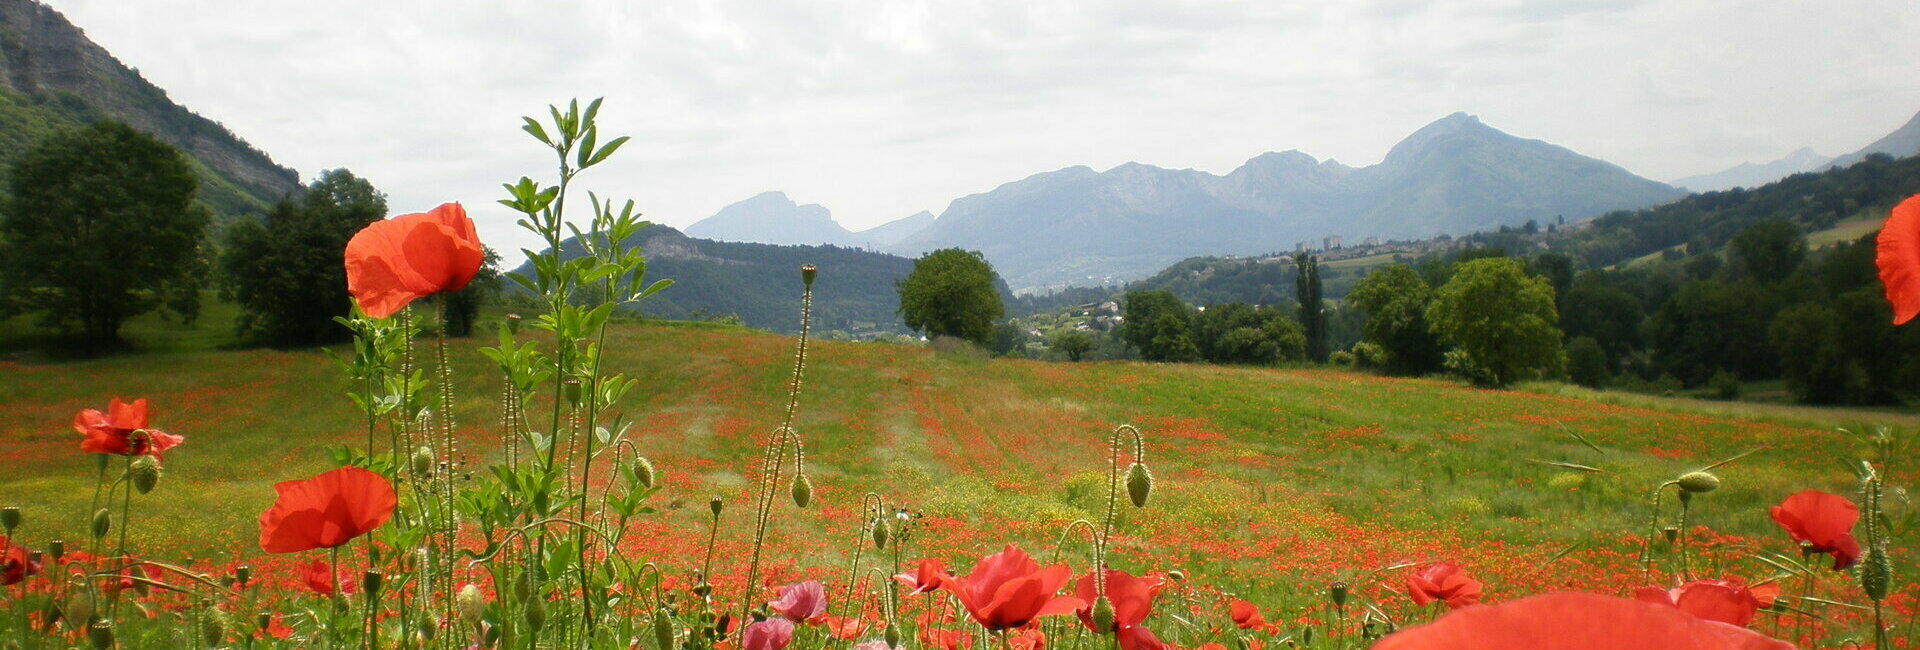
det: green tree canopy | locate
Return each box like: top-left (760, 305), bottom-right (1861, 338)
top-left (1347, 264), bottom-right (1443, 375)
top-left (897, 248), bottom-right (1004, 345)
top-left (221, 169), bottom-right (387, 347)
top-left (1294, 254), bottom-right (1328, 362)
top-left (1048, 328), bottom-right (1095, 362)
top-left (1121, 289), bottom-right (1196, 362)
top-left (0, 121), bottom-right (204, 347)
top-left (1426, 257), bottom-right (1564, 387)
top-left (1727, 219), bottom-right (1807, 283)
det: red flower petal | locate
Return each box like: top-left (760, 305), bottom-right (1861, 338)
top-left (1876, 195), bottom-right (1920, 325)
top-left (258, 466), bottom-right (397, 554)
top-left (1769, 491), bottom-right (1861, 570)
top-left (344, 203), bottom-right (484, 319)
top-left (1375, 592), bottom-right (1792, 650)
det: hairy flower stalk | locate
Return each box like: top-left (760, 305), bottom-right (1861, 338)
top-left (1093, 425), bottom-right (1151, 603)
top-left (740, 266), bottom-right (817, 639)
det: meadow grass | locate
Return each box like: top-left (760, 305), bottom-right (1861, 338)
top-left (0, 317), bottom-right (1911, 642)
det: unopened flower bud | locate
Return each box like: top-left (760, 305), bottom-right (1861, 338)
top-left (872, 518), bottom-right (891, 550)
top-left (458, 583), bottom-right (486, 623)
top-left (1662, 526), bottom-right (1679, 543)
top-left (63, 594), bottom-right (93, 630)
top-left (235, 565), bottom-right (252, 586)
top-left (514, 571), bottom-right (535, 602)
top-left (422, 615), bottom-right (440, 640)
top-left (0, 506), bottom-right (19, 531)
top-left (46, 540), bottom-right (63, 561)
top-left (1676, 471), bottom-right (1720, 494)
top-left (362, 569), bottom-right (384, 596)
top-left (801, 265), bottom-right (817, 287)
top-left (1126, 462), bottom-right (1153, 508)
top-left (693, 580), bottom-right (713, 598)
top-left (1166, 569), bottom-right (1185, 581)
top-left (523, 597), bottom-right (548, 632)
top-left (413, 446), bottom-right (435, 477)
top-left (709, 496), bottom-right (724, 518)
top-left (652, 607), bottom-right (675, 650)
top-left (1862, 545), bottom-right (1892, 601)
top-left (201, 613), bottom-right (224, 645)
top-left (87, 621), bottom-right (113, 650)
top-left (1329, 582), bottom-right (1349, 607)
top-left (255, 611), bottom-right (271, 632)
top-left (1091, 596), bottom-right (1116, 632)
top-left (634, 457), bottom-right (657, 490)
top-left (885, 621), bottom-right (901, 647)
top-left (791, 474), bottom-right (813, 508)
top-left (91, 509), bottom-right (110, 540)
top-left (564, 379), bottom-right (583, 406)
top-left (505, 313), bottom-right (522, 334)
top-left (130, 456), bottom-right (161, 494)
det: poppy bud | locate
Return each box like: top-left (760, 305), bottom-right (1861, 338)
top-left (1126, 462), bottom-right (1153, 508)
top-left (801, 265), bottom-right (817, 287)
top-left (524, 597), bottom-right (548, 632)
top-left (872, 518), bottom-right (891, 550)
top-left (693, 581), bottom-right (713, 598)
top-left (885, 621), bottom-right (901, 647)
top-left (201, 613), bottom-right (224, 646)
top-left (1166, 569), bottom-right (1185, 581)
top-left (362, 569), bottom-right (385, 596)
top-left (88, 621), bottom-right (113, 650)
top-left (458, 583), bottom-right (486, 623)
top-left (235, 565), bottom-right (252, 587)
top-left (130, 456), bottom-right (161, 494)
top-left (0, 506), bottom-right (18, 531)
top-left (1091, 596), bottom-right (1116, 632)
top-left (652, 607), bottom-right (675, 650)
top-left (47, 539), bottom-right (63, 561)
top-left (1862, 545), bottom-right (1891, 601)
top-left (791, 474), bottom-right (813, 508)
top-left (423, 615), bottom-right (440, 640)
top-left (564, 379), bottom-right (583, 406)
top-left (1329, 582), bottom-right (1349, 608)
top-left (1662, 526), bottom-right (1679, 543)
top-left (255, 612), bottom-right (271, 632)
top-left (1676, 471), bottom-right (1720, 494)
top-left (91, 509), bottom-right (110, 539)
top-left (635, 457), bottom-right (657, 490)
top-left (709, 496), bottom-right (724, 518)
top-left (413, 446), bottom-right (436, 477)
top-left (505, 313), bottom-right (522, 334)
top-left (514, 571), bottom-right (535, 602)
top-left (1301, 625), bottom-right (1313, 646)
top-left (64, 594), bottom-right (93, 630)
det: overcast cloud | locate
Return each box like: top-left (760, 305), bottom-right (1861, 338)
top-left (44, 0), bottom-right (1920, 261)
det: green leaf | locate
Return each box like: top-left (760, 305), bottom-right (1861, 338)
top-left (586, 136), bottom-right (631, 167)
top-left (521, 117), bottom-right (552, 146)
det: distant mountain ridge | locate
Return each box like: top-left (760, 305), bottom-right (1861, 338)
top-left (890, 112), bottom-right (1684, 290)
top-left (684, 191), bottom-right (855, 247)
top-left (1672, 148), bottom-right (1832, 193)
top-left (0, 0), bottom-right (299, 215)
top-left (1828, 108), bottom-right (1920, 169)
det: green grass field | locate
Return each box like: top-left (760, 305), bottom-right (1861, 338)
top-left (1, 318), bottom-right (1913, 643)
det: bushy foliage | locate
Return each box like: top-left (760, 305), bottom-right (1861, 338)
top-left (898, 248), bottom-right (1006, 345)
top-left (1565, 337), bottom-right (1609, 388)
top-left (0, 121), bottom-right (205, 347)
top-left (1347, 264), bottom-right (1443, 375)
top-left (221, 169), bottom-right (386, 347)
top-left (1426, 258), bottom-right (1564, 387)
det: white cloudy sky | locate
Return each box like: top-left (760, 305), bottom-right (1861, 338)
top-left (45, 0), bottom-right (1920, 260)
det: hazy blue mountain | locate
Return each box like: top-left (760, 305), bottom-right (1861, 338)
top-left (1672, 148), bottom-right (1832, 192)
top-left (0, 0), bottom-right (299, 216)
top-left (684, 191), bottom-right (856, 246)
top-left (510, 224), bottom-right (916, 334)
top-left (851, 210), bottom-right (933, 249)
top-left (891, 112), bottom-right (1684, 290)
top-left (1829, 109), bottom-right (1920, 169)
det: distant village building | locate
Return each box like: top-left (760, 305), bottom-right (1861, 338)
top-left (1295, 241), bottom-right (1310, 252)
top-left (1363, 236), bottom-right (1381, 247)
top-left (1323, 236), bottom-right (1342, 250)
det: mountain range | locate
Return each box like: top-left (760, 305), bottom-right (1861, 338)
top-left (1671, 108), bottom-right (1920, 193)
top-left (684, 113), bottom-right (1688, 290)
top-left (0, 0), bottom-right (298, 216)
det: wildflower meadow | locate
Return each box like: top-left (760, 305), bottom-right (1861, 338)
top-left (0, 101), bottom-right (1915, 650)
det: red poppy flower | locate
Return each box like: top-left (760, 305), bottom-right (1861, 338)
top-left (1406, 563), bottom-right (1482, 610)
top-left (769, 580), bottom-right (827, 623)
top-left (743, 618), bottom-right (795, 650)
top-left (258, 466), bottom-right (398, 554)
top-left (257, 613), bottom-right (294, 640)
top-left (1634, 580), bottom-right (1778, 628)
top-left (895, 557), bottom-right (949, 595)
top-left (301, 558), bottom-right (354, 596)
top-left (1876, 194), bottom-right (1920, 324)
top-left (923, 628), bottom-right (974, 650)
top-left (819, 614), bottom-right (867, 640)
top-left (940, 544), bottom-right (1084, 631)
top-left (1374, 592), bottom-right (1791, 650)
top-left (344, 202), bottom-right (485, 319)
top-left (1073, 569), bottom-right (1168, 650)
top-left (1768, 490), bottom-right (1861, 570)
top-left (72, 398), bottom-right (184, 458)
top-left (1229, 599), bottom-right (1274, 632)
top-left (1, 538), bottom-right (40, 586)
